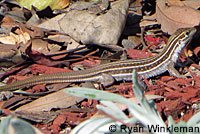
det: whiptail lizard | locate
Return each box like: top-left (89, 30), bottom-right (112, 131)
top-left (0, 27), bottom-right (197, 91)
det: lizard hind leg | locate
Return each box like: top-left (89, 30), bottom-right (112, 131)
top-left (98, 73), bottom-right (115, 87)
top-left (167, 62), bottom-right (191, 78)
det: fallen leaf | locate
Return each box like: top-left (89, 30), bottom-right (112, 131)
top-left (38, 14), bottom-right (65, 31)
top-left (15, 111), bottom-right (58, 123)
top-left (25, 42), bottom-right (68, 66)
top-left (20, 38), bottom-right (61, 55)
top-left (29, 64), bottom-right (71, 75)
top-left (58, 0), bottom-right (129, 48)
top-left (16, 89), bottom-right (83, 112)
top-left (140, 14), bottom-right (158, 27)
top-left (166, 79), bottom-right (186, 90)
top-left (191, 64), bottom-right (200, 70)
top-left (127, 48), bottom-right (152, 59)
top-left (2, 96), bottom-right (28, 109)
top-left (156, 0), bottom-right (200, 34)
top-left (183, 0), bottom-right (200, 9)
top-left (50, 114), bottom-right (67, 133)
top-left (115, 94), bottom-right (163, 110)
top-left (144, 36), bottom-right (161, 46)
top-left (0, 32), bottom-right (30, 45)
top-left (0, 44), bottom-right (16, 59)
top-left (194, 46), bottom-right (200, 57)
top-left (160, 98), bottom-right (185, 119)
top-left (160, 76), bottom-right (175, 82)
top-left (72, 58), bottom-right (101, 68)
top-left (181, 87), bottom-right (200, 102)
top-left (167, 0), bottom-right (184, 6)
top-left (0, 64), bottom-right (29, 81)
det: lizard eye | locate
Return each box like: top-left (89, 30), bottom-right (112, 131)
top-left (185, 31), bottom-right (190, 36)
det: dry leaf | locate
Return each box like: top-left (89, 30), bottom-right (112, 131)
top-left (115, 94), bottom-right (163, 110)
top-left (58, 0), bottom-right (129, 48)
top-left (167, 0), bottom-right (184, 6)
top-left (0, 44), bottom-right (16, 59)
top-left (16, 89), bottom-right (83, 112)
top-left (0, 32), bottom-right (30, 45)
top-left (156, 0), bottom-right (200, 34)
top-left (25, 42), bottom-right (67, 66)
top-left (20, 38), bottom-right (61, 55)
top-left (183, 0), bottom-right (200, 9)
top-left (15, 111), bottom-right (57, 123)
top-left (140, 14), bottom-right (158, 27)
top-left (127, 48), bottom-right (152, 59)
top-left (38, 14), bottom-right (66, 30)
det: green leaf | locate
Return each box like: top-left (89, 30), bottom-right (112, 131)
top-left (65, 87), bottom-right (144, 113)
top-left (187, 112), bottom-right (200, 127)
top-left (65, 87), bottom-right (129, 104)
top-left (70, 117), bottom-right (114, 134)
top-left (0, 115), bottom-right (12, 134)
top-left (11, 118), bottom-right (36, 134)
top-left (16, 0), bottom-right (70, 10)
top-left (16, 0), bottom-right (53, 10)
top-left (97, 100), bottom-right (129, 120)
top-left (168, 116), bottom-right (175, 127)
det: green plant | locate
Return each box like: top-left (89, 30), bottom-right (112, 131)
top-left (65, 70), bottom-right (200, 134)
top-left (0, 114), bottom-right (43, 134)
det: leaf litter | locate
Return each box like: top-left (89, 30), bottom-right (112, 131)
top-left (0, 0), bottom-right (199, 133)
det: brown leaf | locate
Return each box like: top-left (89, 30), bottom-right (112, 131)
top-left (15, 89), bottom-right (83, 112)
top-left (191, 64), bottom-right (200, 70)
top-left (50, 114), bottom-right (67, 133)
top-left (15, 111), bottom-right (58, 123)
top-left (161, 98), bottom-right (185, 119)
top-left (115, 94), bottom-right (163, 111)
top-left (144, 36), bottom-right (161, 46)
top-left (50, 0), bottom-right (70, 10)
top-left (0, 64), bottom-right (29, 81)
top-left (2, 96), bottom-right (27, 109)
top-left (20, 38), bottom-right (61, 55)
top-left (181, 87), bottom-right (200, 102)
top-left (160, 76), bottom-right (175, 82)
top-left (29, 64), bottom-right (72, 75)
top-left (25, 42), bottom-right (68, 66)
top-left (156, 0), bottom-right (200, 34)
top-left (29, 84), bottom-right (46, 93)
top-left (166, 0), bottom-right (184, 6)
top-left (166, 78), bottom-right (189, 90)
top-left (72, 58), bottom-right (101, 68)
top-left (183, 0), bottom-right (200, 9)
top-left (194, 46), bottom-right (200, 57)
top-left (57, 0), bottom-right (129, 48)
top-left (0, 44), bottom-right (16, 59)
top-left (2, 16), bottom-right (16, 24)
top-left (127, 48), bottom-right (152, 59)
top-left (165, 91), bottom-right (182, 100)
top-left (20, 23), bottom-right (45, 38)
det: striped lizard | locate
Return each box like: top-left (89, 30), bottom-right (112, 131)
top-left (0, 27), bottom-right (197, 91)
